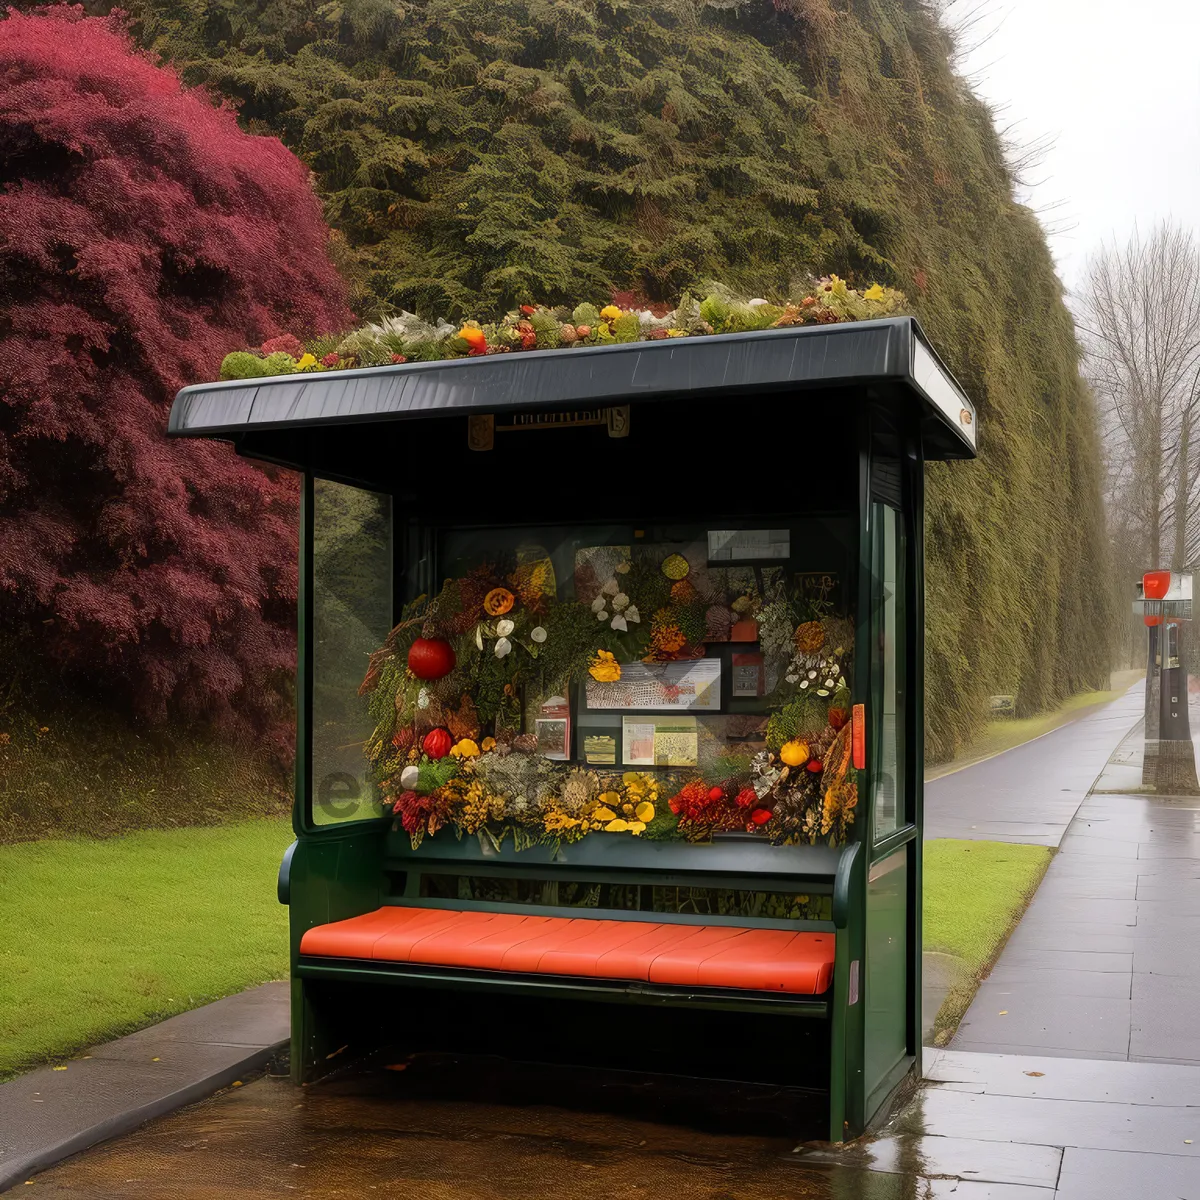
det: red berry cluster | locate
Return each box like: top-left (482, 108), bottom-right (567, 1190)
top-left (391, 789), bottom-right (446, 835)
top-left (668, 780), bottom-right (774, 833)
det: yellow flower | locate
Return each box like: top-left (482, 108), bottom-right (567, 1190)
top-left (828, 275), bottom-right (848, 297)
top-left (780, 740), bottom-right (810, 768)
top-left (451, 738), bottom-right (480, 758)
top-left (598, 790), bottom-right (622, 807)
top-left (604, 818), bottom-right (630, 832)
top-left (588, 649), bottom-right (621, 682)
top-left (600, 305), bottom-right (623, 320)
top-left (627, 821), bottom-right (646, 835)
top-left (481, 737), bottom-right (496, 752)
top-left (295, 353), bottom-right (317, 369)
top-left (665, 328), bottom-right (687, 338)
top-left (863, 284), bottom-right (885, 301)
top-left (594, 806), bottom-right (618, 821)
top-left (634, 800), bottom-right (655, 823)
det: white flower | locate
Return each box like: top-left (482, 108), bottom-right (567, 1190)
top-left (417, 688), bottom-right (430, 710)
top-left (817, 688), bottom-right (830, 697)
top-left (786, 674), bottom-right (799, 684)
top-left (400, 765), bottom-right (420, 790)
top-left (474, 625), bottom-right (484, 650)
top-left (612, 592), bottom-right (629, 611)
top-left (495, 618), bottom-right (515, 637)
top-left (596, 610), bottom-right (607, 621)
top-left (495, 637), bottom-right (512, 658)
top-left (591, 596), bottom-right (607, 613)
top-left (611, 614), bottom-right (628, 632)
top-left (625, 605), bottom-right (640, 623)
top-left (800, 680), bottom-right (809, 689)
top-left (748, 297), bottom-right (768, 307)
top-left (530, 626), bottom-right (547, 643)
top-left (824, 679), bottom-right (835, 689)
top-left (808, 669), bottom-right (818, 679)
top-left (602, 578), bottom-right (619, 596)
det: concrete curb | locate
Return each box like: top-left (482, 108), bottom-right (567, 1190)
top-left (0, 981), bottom-right (289, 1192)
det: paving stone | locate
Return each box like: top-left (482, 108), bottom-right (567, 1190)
top-left (1032, 877), bottom-right (1137, 900)
top-left (980, 966), bottom-right (1131, 999)
top-left (1130, 974), bottom-right (1200, 1064)
top-left (929, 1049), bottom-right (1200, 1105)
top-left (1002, 927), bottom-right (1136, 954)
top-left (956, 991), bottom-right (1131, 1057)
top-left (919, 1088), bottom-right (1200, 1156)
top-left (861, 1134), bottom-right (1062, 1188)
top-left (988, 949), bottom-right (1132, 974)
top-left (1018, 897), bottom-right (1138, 926)
top-left (934, 1041), bottom-right (1133, 1062)
top-left (1054, 1146), bottom-right (1200, 1200)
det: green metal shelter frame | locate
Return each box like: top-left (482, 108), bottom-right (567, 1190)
top-left (170, 316), bottom-right (976, 1141)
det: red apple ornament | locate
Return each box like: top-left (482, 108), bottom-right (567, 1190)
top-left (422, 728), bottom-right (453, 759)
top-left (408, 637), bottom-right (456, 680)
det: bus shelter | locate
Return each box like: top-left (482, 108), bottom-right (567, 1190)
top-left (169, 315), bottom-right (977, 1140)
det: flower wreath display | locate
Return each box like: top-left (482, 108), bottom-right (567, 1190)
top-left (359, 543), bottom-right (858, 852)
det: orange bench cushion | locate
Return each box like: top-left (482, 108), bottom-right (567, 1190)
top-left (300, 906), bottom-right (835, 995)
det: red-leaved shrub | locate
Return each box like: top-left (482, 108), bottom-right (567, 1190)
top-left (0, 6), bottom-right (352, 758)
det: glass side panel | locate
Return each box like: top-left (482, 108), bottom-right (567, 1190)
top-left (356, 517), bottom-right (859, 853)
top-left (864, 848), bottom-right (909, 1099)
top-left (311, 478), bottom-right (393, 826)
top-left (872, 505), bottom-right (905, 842)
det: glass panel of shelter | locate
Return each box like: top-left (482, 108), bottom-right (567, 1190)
top-left (310, 477), bottom-right (394, 826)
top-left (315, 504), bottom-right (862, 851)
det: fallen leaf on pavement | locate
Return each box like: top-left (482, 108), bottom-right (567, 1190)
top-left (1024, 1071), bottom-right (1044, 1077)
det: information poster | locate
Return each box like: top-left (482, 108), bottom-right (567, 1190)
top-left (622, 716), bottom-right (699, 767)
top-left (535, 695), bottom-right (570, 761)
top-left (586, 659), bottom-right (721, 712)
top-left (731, 652), bottom-right (764, 698)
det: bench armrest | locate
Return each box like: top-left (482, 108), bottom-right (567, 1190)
top-left (278, 840), bottom-right (297, 905)
top-left (832, 842), bottom-right (861, 929)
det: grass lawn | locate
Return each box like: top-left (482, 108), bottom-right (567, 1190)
top-left (0, 818), bottom-right (293, 1080)
top-left (923, 838), bottom-right (1052, 1042)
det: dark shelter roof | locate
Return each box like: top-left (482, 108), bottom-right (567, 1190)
top-left (169, 316), bottom-right (977, 460)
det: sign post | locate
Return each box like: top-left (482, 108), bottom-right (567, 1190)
top-left (1134, 572), bottom-right (1198, 795)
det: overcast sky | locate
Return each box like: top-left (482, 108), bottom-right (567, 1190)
top-left (957, 0), bottom-right (1200, 294)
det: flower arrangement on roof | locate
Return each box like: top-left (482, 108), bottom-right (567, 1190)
top-left (216, 279), bottom-right (905, 380)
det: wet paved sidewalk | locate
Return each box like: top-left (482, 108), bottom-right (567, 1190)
top-left (924, 685), bottom-right (1145, 846)
top-left (0, 982), bottom-right (288, 1192)
top-left (954, 688), bottom-right (1200, 1064)
top-left (19, 1048), bottom-right (1200, 1198)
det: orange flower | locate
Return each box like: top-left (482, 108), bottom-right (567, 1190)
top-left (483, 587), bottom-right (514, 616)
top-left (459, 325), bottom-right (487, 352)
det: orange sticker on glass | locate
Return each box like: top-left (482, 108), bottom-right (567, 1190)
top-left (852, 703), bottom-right (866, 770)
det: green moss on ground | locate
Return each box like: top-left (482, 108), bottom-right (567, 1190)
top-left (924, 838), bottom-right (1052, 1043)
top-left (0, 819), bottom-right (292, 1080)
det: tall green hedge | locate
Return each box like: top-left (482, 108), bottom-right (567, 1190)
top-left (62, 0), bottom-right (1114, 758)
